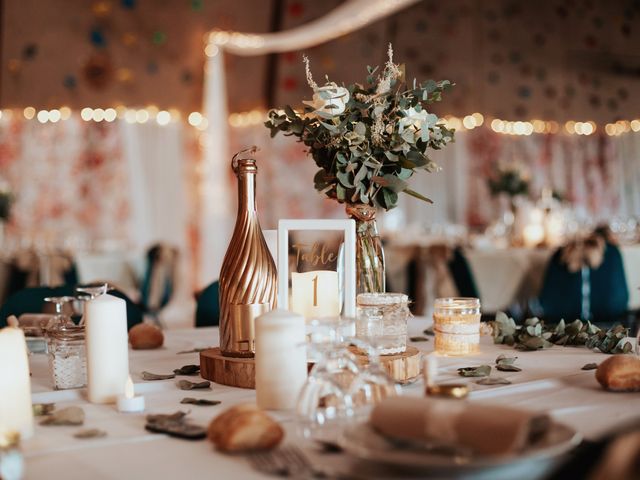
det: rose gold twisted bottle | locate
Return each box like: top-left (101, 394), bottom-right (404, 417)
top-left (219, 147), bottom-right (277, 357)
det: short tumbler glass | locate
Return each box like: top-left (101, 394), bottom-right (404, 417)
top-left (433, 297), bottom-right (481, 356)
top-left (356, 293), bottom-right (410, 355)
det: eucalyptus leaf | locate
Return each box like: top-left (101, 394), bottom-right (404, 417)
top-left (581, 363), bottom-right (598, 371)
top-left (173, 365), bottom-right (201, 376)
top-left (177, 347), bottom-right (213, 355)
top-left (496, 364), bottom-right (522, 372)
top-left (33, 403), bottom-right (55, 417)
top-left (495, 355), bottom-right (518, 366)
top-left (177, 380), bottom-right (211, 391)
top-left (180, 398), bottom-right (221, 406)
top-left (74, 428), bottom-right (107, 439)
top-left (476, 377), bottom-right (512, 386)
top-left (457, 365), bottom-right (492, 377)
top-left (40, 406), bottom-right (85, 426)
top-left (409, 336), bottom-right (429, 342)
top-left (142, 371), bottom-right (176, 381)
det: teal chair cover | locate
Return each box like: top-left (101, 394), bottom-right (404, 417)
top-left (538, 243), bottom-right (629, 323)
top-left (448, 247), bottom-right (480, 299)
top-left (195, 281), bottom-right (220, 327)
top-left (140, 254), bottom-right (172, 314)
top-left (0, 285), bottom-right (144, 330)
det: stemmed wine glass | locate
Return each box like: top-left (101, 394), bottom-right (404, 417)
top-left (75, 283), bottom-right (112, 325)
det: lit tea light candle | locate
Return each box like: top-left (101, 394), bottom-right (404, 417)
top-left (116, 375), bottom-right (145, 413)
top-left (291, 270), bottom-right (340, 319)
top-left (0, 327), bottom-right (34, 439)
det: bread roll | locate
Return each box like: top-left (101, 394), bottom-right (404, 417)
top-left (129, 323), bottom-right (164, 350)
top-left (208, 404), bottom-right (284, 452)
top-left (596, 355), bottom-right (640, 392)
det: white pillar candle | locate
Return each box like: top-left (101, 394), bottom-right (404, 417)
top-left (255, 309), bottom-right (307, 410)
top-left (85, 294), bottom-right (129, 404)
top-left (291, 270), bottom-right (340, 319)
top-left (0, 328), bottom-right (34, 440)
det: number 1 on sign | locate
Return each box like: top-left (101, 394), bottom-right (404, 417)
top-left (312, 275), bottom-right (318, 306)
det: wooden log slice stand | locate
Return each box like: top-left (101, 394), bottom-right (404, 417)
top-left (200, 345), bottom-right (422, 389)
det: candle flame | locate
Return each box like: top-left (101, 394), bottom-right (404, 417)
top-left (125, 375), bottom-right (134, 399)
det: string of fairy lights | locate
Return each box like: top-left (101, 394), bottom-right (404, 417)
top-left (1, 106), bottom-right (639, 137)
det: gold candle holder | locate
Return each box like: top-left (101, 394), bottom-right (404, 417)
top-left (433, 297), bottom-right (481, 356)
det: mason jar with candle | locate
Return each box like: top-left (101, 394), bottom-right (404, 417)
top-left (356, 293), bottom-right (410, 355)
top-left (433, 297), bottom-right (481, 356)
top-left (47, 323), bottom-right (87, 390)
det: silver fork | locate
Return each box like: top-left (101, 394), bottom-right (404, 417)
top-left (248, 446), bottom-right (361, 480)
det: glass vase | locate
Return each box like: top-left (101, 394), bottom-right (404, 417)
top-left (346, 204), bottom-right (385, 294)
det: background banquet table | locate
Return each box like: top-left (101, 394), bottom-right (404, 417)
top-left (23, 320), bottom-right (639, 480)
top-left (386, 243), bottom-right (640, 313)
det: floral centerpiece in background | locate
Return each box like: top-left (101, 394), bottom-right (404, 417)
top-left (265, 45), bottom-right (455, 293)
top-left (486, 162), bottom-right (531, 243)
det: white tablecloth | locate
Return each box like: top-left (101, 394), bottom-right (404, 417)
top-left (23, 322), bottom-right (640, 479)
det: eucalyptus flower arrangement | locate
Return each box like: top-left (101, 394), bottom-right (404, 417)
top-left (265, 45), bottom-right (455, 210)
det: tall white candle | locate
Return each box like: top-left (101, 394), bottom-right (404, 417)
top-left (291, 270), bottom-right (340, 319)
top-left (0, 327), bottom-right (34, 439)
top-left (255, 309), bottom-right (307, 410)
top-left (85, 294), bottom-right (129, 404)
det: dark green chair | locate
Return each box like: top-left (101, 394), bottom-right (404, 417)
top-left (538, 243), bottom-right (629, 324)
top-left (0, 285), bottom-right (144, 330)
top-left (448, 247), bottom-right (480, 299)
top-left (140, 244), bottom-right (174, 315)
top-left (195, 281), bottom-right (220, 327)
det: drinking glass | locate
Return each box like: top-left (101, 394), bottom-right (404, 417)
top-left (296, 317), bottom-right (361, 445)
top-left (350, 335), bottom-right (401, 411)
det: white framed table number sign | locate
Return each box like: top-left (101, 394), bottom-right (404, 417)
top-left (277, 219), bottom-right (356, 318)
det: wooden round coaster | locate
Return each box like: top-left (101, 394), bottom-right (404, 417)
top-left (200, 348), bottom-right (256, 389)
top-left (349, 345), bottom-right (422, 384)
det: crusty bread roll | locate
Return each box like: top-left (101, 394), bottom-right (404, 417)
top-left (129, 323), bottom-right (164, 350)
top-left (596, 355), bottom-right (640, 392)
top-left (207, 404), bottom-right (284, 452)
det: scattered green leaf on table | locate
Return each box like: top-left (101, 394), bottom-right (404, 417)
top-left (177, 347), bottom-right (214, 355)
top-left (145, 411), bottom-right (206, 440)
top-left (476, 377), bottom-right (512, 386)
top-left (74, 428), bottom-right (107, 439)
top-left (496, 364), bottom-right (522, 372)
top-left (581, 363), bottom-right (598, 371)
top-left (422, 327), bottom-right (435, 336)
top-left (40, 406), bottom-right (85, 426)
top-left (173, 365), bottom-right (201, 376)
top-left (457, 365), bottom-right (491, 377)
top-left (495, 354), bottom-right (518, 366)
top-left (409, 336), bottom-right (429, 342)
top-left (142, 371), bottom-right (175, 381)
top-left (33, 403), bottom-right (55, 416)
top-left (177, 380), bottom-right (211, 390)
top-left (180, 398), bottom-right (221, 406)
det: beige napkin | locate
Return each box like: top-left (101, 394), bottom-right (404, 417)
top-left (370, 396), bottom-right (550, 456)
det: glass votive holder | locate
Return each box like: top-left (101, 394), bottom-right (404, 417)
top-left (356, 293), bottom-right (410, 355)
top-left (47, 324), bottom-right (87, 390)
top-left (433, 297), bottom-right (481, 356)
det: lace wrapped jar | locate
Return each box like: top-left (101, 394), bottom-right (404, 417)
top-left (356, 293), bottom-right (410, 355)
top-left (47, 324), bottom-right (87, 390)
top-left (433, 297), bottom-right (481, 356)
